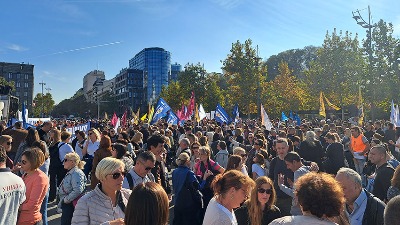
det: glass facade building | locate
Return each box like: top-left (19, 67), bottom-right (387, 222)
top-left (115, 68), bottom-right (146, 114)
top-left (170, 62), bottom-right (182, 81)
top-left (129, 47), bottom-right (171, 104)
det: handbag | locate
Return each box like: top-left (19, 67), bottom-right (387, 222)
top-left (175, 171), bottom-right (203, 211)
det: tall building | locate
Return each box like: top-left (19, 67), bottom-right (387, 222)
top-left (83, 70), bottom-right (105, 101)
top-left (129, 47), bottom-right (171, 104)
top-left (170, 62), bottom-right (182, 81)
top-left (0, 62), bottom-right (34, 113)
top-left (114, 68), bottom-right (147, 114)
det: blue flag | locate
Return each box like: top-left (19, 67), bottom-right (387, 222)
top-left (293, 113), bottom-right (301, 125)
top-left (167, 111), bottom-right (178, 125)
top-left (232, 103), bottom-right (239, 123)
top-left (22, 103), bottom-right (27, 129)
top-left (281, 112), bottom-right (289, 121)
top-left (289, 111), bottom-right (294, 120)
top-left (215, 104), bottom-right (231, 124)
top-left (151, 98), bottom-right (171, 124)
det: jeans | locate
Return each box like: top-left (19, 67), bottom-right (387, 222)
top-left (83, 155), bottom-right (93, 179)
top-left (61, 202), bottom-right (75, 225)
top-left (354, 158), bottom-right (366, 175)
top-left (40, 189), bottom-right (49, 225)
top-left (49, 167), bottom-right (67, 201)
top-left (344, 151), bottom-right (356, 171)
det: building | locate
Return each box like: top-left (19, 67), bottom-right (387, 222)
top-left (114, 68), bottom-right (147, 114)
top-left (170, 62), bottom-right (182, 81)
top-left (83, 70), bottom-right (105, 101)
top-left (86, 77), bottom-right (115, 103)
top-left (129, 47), bottom-right (171, 104)
top-left (0, 62), bottom-right (34, 114)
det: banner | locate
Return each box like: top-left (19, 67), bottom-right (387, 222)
top-left (261, 104), bottom-right (273, 131)
top-left (199, 104), bottom-right (207, 121)
top-left (232, 103), bottom-right (239, 124)
top-left (151, 98), bottom-right (172, 124)
top-left (111, 113), bottom-right (118, 127)
top-left (215, 104), bottom-right (231, 124)
top-left (66, 122), bottom-right (91, 139)
top-left (319, 92), bottom-right (326, 118)
top-left (167, 111), bottom-right (178, 125)
top-left (281, 112), bottom-right (289, 121)
top-left (186, 91), bottom-right (195, 119)
top-left (323, 92), bottom-right (341, 110)
top-left (357, 87), bottom-right (364, 126)
top-left (27, 117), bottom-right (51, 125)
top-left (148, 105), bottom-right (155, 123)
top-left (121, 110), bottom-right (127, 127)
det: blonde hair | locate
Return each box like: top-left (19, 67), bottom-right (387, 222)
top-left (233, 147), bottom-right (246, 156)
top-left (95, 157), bottom-right (124, 181)
top-left (65, 152), bottom-right (85, 169)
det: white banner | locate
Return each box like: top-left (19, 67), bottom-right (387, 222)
top-left (27, 118), bottom-right (51, 125)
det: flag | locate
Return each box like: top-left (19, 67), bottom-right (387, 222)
top-left (198, 104), bottom-right (207, 121)
top-left (323, 93), bottom-right (341, 110)
top-left (390, 100), bottom-right (396, 125)
top-left (289, 111), bottom-right (294, 120)
top-left (121, 110), bottom-right (127, 127)
top-left (232, 103), bottom-right (239, 123)
top-left (104, 112), bottom-right (108, 120)
top-left (148, 106), bottom-right (155, 123)
top-left (167, 111), bottom-right (179, 125)
top-left (357, 87), bottom-right (364, 126)
top-left (194, 104), bottom-right (200, 123)
top-left (186, 91), bottom-right (195, 119)
top-left (293, 113), bottom-right (301, 126)
top-left (396, 105), bottom-right (400, 127)
top-left (151, 98), bottom-right (172, 124)
top-left (111, 112), bottom-right (118, 126)
top-left (261, 104), bottom-right (273, 131)
top-left (319, 92), bottom-right (326, 118)
top-left (22, 103), bottom-right (27, 129)
top-left (215, 104), bottom-right (231, 124)
top-left (281, 112), bottom-right (289, 121)
top-left (132, 108), bottom-right (140, 125)
top-left (141, 113), bottom-right (147, 121)
top-left (114, 118), bottom-right (120, 133)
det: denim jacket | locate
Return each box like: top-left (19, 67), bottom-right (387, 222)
top-left (58, 166), bottom-right (86, 208)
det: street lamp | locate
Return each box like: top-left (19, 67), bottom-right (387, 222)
top-left (39, 81), bottom-right (46, 117)
top-left (352, 5), bottom-right (375, 120)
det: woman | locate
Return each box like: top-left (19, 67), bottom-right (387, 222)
top-left (226, 155), bottom-right (243, 172)
top-left (111, 143), bottom-right (134, 172)
top-left (235, 176), bottom-right (281, 225)
top-left (0, 135), bottom-right (14, 169)
top-left (172, 153), bottom-right (203, 225)
top-left (90, 135), bottom-right (112, 189)
top-left (130, 131), bottom-right (143, 153)
top-left (82, 128), bottom-right (101, 179)
top-left (58, 152), bottom-right (87, 225)
top-left (298, 131), bottom-right (325, 168)
top-left (270, 172), bottom-right (345, 225)
top-left (74, 131), bottom-right (86, 160)
top-left (341, 128), bottom-right (356, 171)
top-left (202, 170), bottom-right (255, 225)
top-left (18, 148), bottom-right (49, 225)
top-left (125, 182), bottom-right (169, 225)
top-left (48, 128), bottom-right (65, 202)
top-left (387, 165), bottom-right (400, 201)
top-left (323, 132), bottom-right (346, 175)
top-left (252, 153), bottom-right (266, 179)
top-left (233, 147), bottom-right (249, 175)
top-left (190, 142), bottom-right (201, 169)
top-left (199, 136), bottom-right (208, 147)
top-left (72, 157), bottom-right (131, 225)
top-left (14, 128), bottom-right (41, 164)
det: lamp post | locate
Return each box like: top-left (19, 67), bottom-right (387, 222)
top-left (39, 81), bottom-right (46, 117)
top-left (255, 45), bottom-right (262, 119)
top-left (352, 5), bottom-right (375, 120)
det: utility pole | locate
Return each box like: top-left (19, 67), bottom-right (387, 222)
top-left (45, 87), bottom-right (52, 94)
top-left (39, 81), bottom-right (46, 117)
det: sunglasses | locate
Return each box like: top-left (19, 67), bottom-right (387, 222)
top-left (6, 142), bottom-right (12, 145)
top-left (109, 172), bottom-right (126, 180)
top-left (139, 161), bottom-right (154, 171)
top-left (63, 158), bottom-right (71, 162)
top-left (258, 188), bottom-right (273, 194)
top-left (88, 133), bottom-right (94, 136)
top-left (21, 160), bottom-right (27, 165)
top-left (240, 154), bottom-right (247, 157)
top-left (191, 146), bottom-right (200, 149)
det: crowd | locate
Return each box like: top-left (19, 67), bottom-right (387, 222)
top-left (1, 117), bottom-right (400, 225)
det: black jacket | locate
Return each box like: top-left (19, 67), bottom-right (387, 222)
top-left (362, 190), bottom-right (385, 225)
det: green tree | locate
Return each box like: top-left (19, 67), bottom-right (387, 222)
top-left (222, 39), bottom-right (267, 116)
top-left (160, 81), bottom-right (185, 110)
top-left (33, 93), bottom-right (55, 117)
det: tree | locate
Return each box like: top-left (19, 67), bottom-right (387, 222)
top-left (160, 81), bottom-right (185, 110)
top-left (222, 39), bottom-right (267, 116)
top-left (33, 93), bottom-right (55, 117)
top-left (51, 89), bottom-right (97, 118)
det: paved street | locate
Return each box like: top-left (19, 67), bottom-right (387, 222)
top-left (48, 201), bottom-right (61, 225)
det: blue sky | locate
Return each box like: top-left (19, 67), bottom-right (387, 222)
top-left (1, 0), bottom-right (399, 104)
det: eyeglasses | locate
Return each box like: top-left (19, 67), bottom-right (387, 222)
top-left (240, 154), bottom-right (247, 157)
top-left (63, 158), bottom-right (72, 162)
top-left (109, 172), bottom-right (126, 180)
top-left (248, 137), bottom-right (254, 139)
top-left (258, 188), bottom-right (273, 194)
top-left (88, 133), bottom-right (94, 136)
top-left (21, 160), bottom-right (27, 165)
top-left (6, 142), bottom-right (12, 145)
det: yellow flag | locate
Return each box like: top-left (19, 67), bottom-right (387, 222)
top-left (194, 104), bottom-right (200, 123)
top-left (148, 106), bottom-right (155, 123)
top-left (319, 92), bottom-right (326, 118)
top-left (104, 112), bottom-right (108, 120)
top-left (140, 113), bottom-right (147, 121)
top-left (133, 108), bottom-right (140, 125)
top-left (323, 93), bottom-right (341, 110)
top-left (358, 86), bottom-right (364, 125)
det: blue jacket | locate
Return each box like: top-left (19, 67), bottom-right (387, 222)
top-left (172, 165), bottom-right (198, 204)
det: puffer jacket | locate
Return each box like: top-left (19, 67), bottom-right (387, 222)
top-left (71, 184), bottom-right (131, 225)
top-left (58, 166), bottom-right (86, 209)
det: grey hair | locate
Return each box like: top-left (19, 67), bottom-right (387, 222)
top-left (179, 138), bottom-right (190, 147)
top-left (305, 131), bottom-right (317, 146)
top-left (336, 167), bottom-right (362, 187)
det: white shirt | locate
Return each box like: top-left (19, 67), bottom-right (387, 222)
top-left (85, 140), bottom-right (100, 156)
top-left (203, 197), bottom-right (238, 225)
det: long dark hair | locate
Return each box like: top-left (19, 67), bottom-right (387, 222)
top-left (26, 128), bottom-right (40, 147)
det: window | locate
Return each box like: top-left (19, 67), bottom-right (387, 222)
top-left (25, 83), bottom-right (28, 88)
top-left (15, 92), bottom-right (19, 96)
top-left (8, 73), bottom-right (12, 79)
top-left (25, 74), bottom-right (29, 79)
top-left (16, 82), bottom-right (21, 88)
top-left (24, 92), bottom-right (28, 97)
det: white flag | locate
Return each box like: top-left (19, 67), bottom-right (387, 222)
top-left (114, 118), bottom-right (120, 133)
top-left (198, 104), bottom-right (207, 121)
top-left (261, 104), bottom-right (273, 131)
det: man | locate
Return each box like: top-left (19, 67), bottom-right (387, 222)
top-left (246, 139), bottom-right (265, 176)
top-left (368, 145), bottom-right (395, 201)
top-left (364, 122), bottom-right (375, 142)
top-left (384, 195), bottom-right (400, 225)
top-left (0, 146), bottom-right (26, 225)
top-left (176, 138), bottom-right (191, 157)
top-left (179, 126), bottom-right (193, 141)
top-left (336, 168), bottom-right (385, 225)
top-left (278, 151), bottom-right (310, 215)
top-left (350, 126), bottom-right (370, 175)
top-left (123, 151), bottom-right (155, 190)
top-left (147, 134), bottom-right (171, 196)
top-left (37, 121), bottom-right (53, 144)
top-left (374, 121), bottom-right (385, 137)
top-left (214, 141), bottom-right (229, 168)
top-left (2, 121), bottom-right (28, 161)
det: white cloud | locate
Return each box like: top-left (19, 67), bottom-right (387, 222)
top-left (7, 44), bottom-right (28, 51)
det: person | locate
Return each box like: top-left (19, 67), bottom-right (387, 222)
top-left (202, 170), bottom-right (255, 225)
top-left (342, 128), bottom-right (356, 171)
top-left (323, 132), bottom-right (346, 175)
top-left (90, 135), bottom-right (113, 189)
top-left (384, 195), bottom-right (400, 225)
top-left (172, 153), bottom-right (203, 225)
top-left (14, 128), bottom-right (41, 166)
top-left (215, 141), bottom-right (229, 169)
top-left (278, 151), bottom-right (311, 215)
top-left (270, 172), bottom-right (345, 225)
top-left (252, 153), bottom-right (267, 179)
top-left (233, 147), bottom-right (248, 175)
top-left (368, 145), bottom-right (395, 202)
top-left (72, 157), bottom-right (131, 225)
top-left (122, 151), bottom-right (155, 190)
top-left (350, 126), bottom-right (370, 175)
top-left (82, 128), bottom-right (101, 179)
top-left (37, 121), bottom-right (52, 144)
top-left (73, 131), bottom-right (86, 159)
top-left (58, 152), bottom-right (87, 225)
top-left (0, 145), bottom-right (26, 225)
top-left (125, 182), bottom-right (169, 225)
top-left (225, 155), bottom-right (243, 172)
top-left (2, 121), bottom-right (27, 162)
top-left (18, 148), bottom-right (49, 225)
top-left (298, 131), bottom-right (325, 168)
top-left (335, 167), bottom-right (385, 225)
top-left (235, 176), bottom-right (281, 225)
top-left (147, 134), bottom-right (171, 195)
top-left (387, 165), bottom-right (400, 201)
top-left (111, 143), bottom-right (134, 172)
top-left (0, 135), bottom-right (14, 169)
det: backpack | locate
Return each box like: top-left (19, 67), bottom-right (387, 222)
top-left (214, 151), bottom-right (229, 169)
top-left (49, 142), bottom-right (66, 169)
